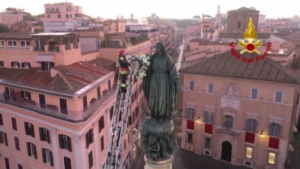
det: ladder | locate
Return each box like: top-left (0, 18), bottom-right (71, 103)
top-left (105, 58), bottom-right (137, 169)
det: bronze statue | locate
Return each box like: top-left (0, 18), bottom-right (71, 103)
top-left (138, 42), bottom-right (181, 161)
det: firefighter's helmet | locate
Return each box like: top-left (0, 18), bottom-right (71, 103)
top-left (119, 49), bottom-right (125, 55)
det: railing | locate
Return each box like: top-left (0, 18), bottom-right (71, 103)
top-left (0, 85), bottom-right (117, 122)
top-left (73, 43), bottom-right (79, 49)
top-left (65, 44), bottom-right (71, 50)
top-left (48, 45), bottom-right (60, 52)
top-left (34, 46), bottom-right (45, 51)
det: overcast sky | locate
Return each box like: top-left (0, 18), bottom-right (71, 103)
top-left (1, 0), bottom-right (297, 19)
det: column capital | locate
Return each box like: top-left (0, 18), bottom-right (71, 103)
top-left (50, 127), bottom-right (57, 135)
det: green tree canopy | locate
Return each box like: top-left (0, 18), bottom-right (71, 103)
top-left (0, 24), bottom-right (10, 33)
top-left (193, 15), bottom-right (201, 19)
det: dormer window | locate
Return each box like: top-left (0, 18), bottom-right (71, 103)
top-left (22, 62), bottom-right (31, 69)
top-left (11, 61), bottom-right (20, 68)
top-left (8, 40), bottom-right (17, 49)
top-left (20, 41), bottom-right (30, 50)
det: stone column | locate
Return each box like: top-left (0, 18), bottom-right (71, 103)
top-left (73, 134), bottom-right (87, 169)
top-left (144, 156), bottom-right (174, 169)
top-left (50, 127), bottom-right (60, 169)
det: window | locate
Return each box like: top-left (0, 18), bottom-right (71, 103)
top-left (187, 133), bottom-right (193, 143)
top-left (189, 81), bottom-right (195, 90)
top-left (20, 41), bottom-right (30, 50)
top-left (42, 148), bottom-right (53, 166)
top-left (21, 91), bottom-right (31, 100)
top-left (0, 113), bottom-right (3, 125)
top-left (269, 122), bottom-right (281, 137)
top-left (246, 147), bottom-right (253, 159)
top-left (39, 127), bottom-right (50, 143)
top-left (83, 95), bottom-right (88, 111)
top-left (22, 62), bottom-right (31, 68)
top-left (66, 14), bottom-right (69, 18)
top-left (5, 157), bottom-right (10, 169)
top-left (108, 80), bottom-right (111, 90)
top-left (204, 111), bottom-right (213, 123)
top-left (186, 107), bottom-right (195, 120)
top-left (14, 136), bottom-right (20, 150)
top-left (11, 117), bottom-right (17, 130)
top-left (97, 87), bottom-right (101, 99)
top-left (47, 15), bottom-right (50, 18)
top-left (222, 115), bottom-right (234, 129)
top-left (251, 88), bottom-right (258, 99)
top-left (24, 122), bottom-right (35, 137)
top-left (0, 61), bottom-right (3, 67)
top-left (205, 138), bottom-right (211, 148)
top-left (100, 136), bottom-right (104, 151)
top-left (58, 14), bottom-right (61, 18)
top-left (268, 152), bottom-right (276, 164)
top-left (275, 91), bottom-right (283, 102)
top-left (208, 83), bottom-right (214, 93)
top-left (58, 134), bottom-right (72, 152)
top-left (98, 116), bottom-right (105, 132)
top-left (64, 156), bottom-right (72, 169)
top-left (0, 131), bottom-right (8, 146)
top-left (11, 61), bottom-right (20, 68)
top-left (237, 21), bottom-right (241, 29)
top-left (41, 62), bottom-right (54, 71)
top-left (0, 40), bottom-right (4, 49)
top-left (27, 142), bottom-right (37, 159)
top-left (245, 119), bottom-right (257, 133)
top-left (7, 40), bottom-right (17, 49)
top-left (88, 151), bottom-right (93, 169)
top-left (86, 129), bottom-right (94, 148)
top-left (18, 164), bottom-right (23, 169)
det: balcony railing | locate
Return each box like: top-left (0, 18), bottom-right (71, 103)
top-left (65, 44), bottom-right (71, 50)
top-left (73, 43), bottom-right (79, 49)
top-left (48, 45), bottom-right (60, 52)
top-left (34, 46), bottom-right (45, 51)
top-left (0, 85), bottom-right (117, 122)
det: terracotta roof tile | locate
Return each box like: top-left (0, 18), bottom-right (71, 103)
top-left (180, 51), bottom-right (300, 84)
top-left (0, 32), bottom-right (31, 39)
top-left (0, 59), bottom-right (114, 94)
top-left (219, 32), bottom-right (270, 39)
top-left (88, 57), bottom-right (116, 71)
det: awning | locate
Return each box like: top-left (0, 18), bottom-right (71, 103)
top-left (36, 54), bottom-right (55, 62)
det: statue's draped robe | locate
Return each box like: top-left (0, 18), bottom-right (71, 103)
top-left (142, 53), bottom-right (179, 118)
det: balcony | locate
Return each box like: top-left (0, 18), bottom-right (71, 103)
top-left (48, 45), bottom-right (60, 52)
top-left (0, 85), bottom-right (117, 122)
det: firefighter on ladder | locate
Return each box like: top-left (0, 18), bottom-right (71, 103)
top-left (118, 49), bottom-right (130, 97)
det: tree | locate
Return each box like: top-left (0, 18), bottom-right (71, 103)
top-left (289, 54), bottom-right (300, 69)
top-left (193, 15), bottom-right (201, 19)
top-left (0, 24), bottom-right (10, 33)
top-left (147, 13), bottom-right (159, 24)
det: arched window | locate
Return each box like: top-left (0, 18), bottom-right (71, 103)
top-left (11, 61), bottom-right (20, 68)
top-left (21, 62), bottom-right (31, 69)
top-left (245, 118), bottom-right (257, 132)
top-left (269, 122), bottom-right (281, 137)
top-left (237, 21), bottom-right (241, 29)
top-left (222, 115), bottom-right (234, 129)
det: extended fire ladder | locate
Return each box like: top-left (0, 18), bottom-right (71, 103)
top-left (105, 57), bottom-right (138, 169)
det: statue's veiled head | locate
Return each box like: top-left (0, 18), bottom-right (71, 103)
top-left (155, 42), bottom-right (166, 56)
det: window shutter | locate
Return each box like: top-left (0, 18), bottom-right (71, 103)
top-left (10, 62), bottom-right (14, 67)
top-left (58, 135), bottom-right (63, 148)
top-left (4, 133), bottom-right (8, 146)
top-left (21, 62), bottom-right (25, 68)
top-left (39, 128), bottom-right (44, 141)
top-left (98, 119), bottom-right (101, 132)
top-left (50, 150), bottom-right (54, 166)
top-left (42, 148), bottom-right (46, 163)
top-left (28, 92), bottom-right (31, 100)
top-left (101, 116), bottom-right (105, 129)
top-left (91, 130), bottom-right (94, 143)
top-left (33, 144), bottom-right (38, 159)
top-left (47, 130), bottom-right (51, 144)
top-left (27, 142), bottom-right (31, 156)
top-left (31, 125), bottom-right (35, 137)
top-left (0, 113), bottom-right (3, 125)
top-left (17, 62), bottom-right (20, 68)
top-left (28, 63), bottom-right (31, 68)
top-left (67, 137), bottom-right (72, 152)
top-left (210, 113), bottom-right (214, 123)
top-left (0, 132), bottom-right (3, 143)
top-left (269, 123), bottom-right (273, 136)
top-left (14, 137), bottom-right (20, 150)
top-left (253, 120), bottom-right (257, 132)
top-left (86, 133), bottom-right (89, 148)
top-left (20, 91), bottom-right (25, 98)
top-left (24, 122), bottom-right (29, 135)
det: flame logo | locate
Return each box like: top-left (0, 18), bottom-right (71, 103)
top-left (238, 17), bottom-right (262, 54)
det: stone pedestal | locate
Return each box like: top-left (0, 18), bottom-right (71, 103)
top-left (144, 156), bottom-right (174, 169)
